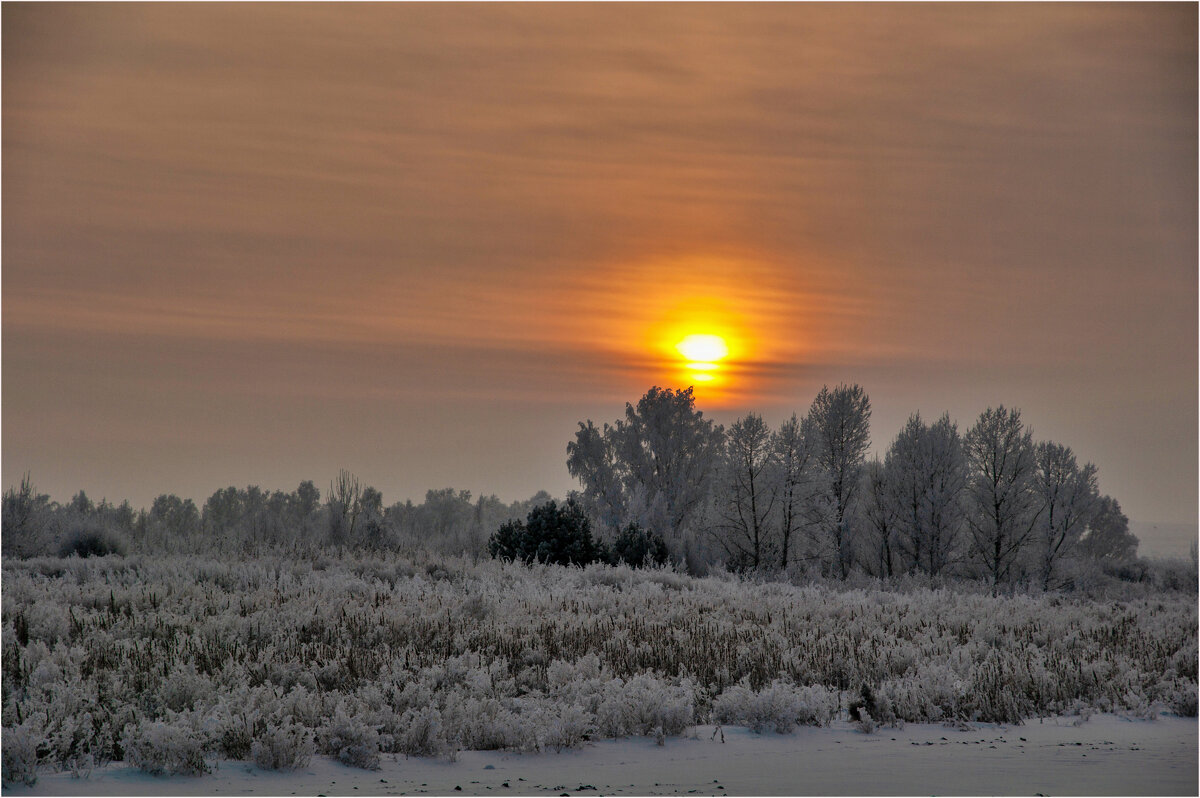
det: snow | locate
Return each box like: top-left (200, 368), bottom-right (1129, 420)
top-left (9, 714), bottom-right (1195, 797)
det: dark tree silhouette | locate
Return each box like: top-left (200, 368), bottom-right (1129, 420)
top-left (487, 498), bottom-right (605, 566)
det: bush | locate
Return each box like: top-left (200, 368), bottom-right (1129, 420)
top-left (392, 706), bottom-right (447, 757)
top-left (2, 720), bottom-right (42, 786)
top-left (218, 724), bottom-right (253, 761)
top-left (58, 521), bottom-right (126, 559)
top-left (610, 523), bottom-right (669, 568)
top-left (487, 499), bottom-right (605, 567)
top-left (321, 708), bottom-right (380, 770)
top-left (594, 674), bottom-right (694, 738)
top-left (543, 704), bottom-right (595, 751)
top-left (251, 722), bottom-right (314, 771)
top-left (122, 722), bottom-right (209, 776)
top-left (713, 680), bottom-right (837, 732)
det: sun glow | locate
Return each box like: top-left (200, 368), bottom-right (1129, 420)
top-left (675, 333), bottom-right (729, 385)
top-left (569, 254), bottom-right (797, 402)
top-left (676, 334), bottom-right (729, 363)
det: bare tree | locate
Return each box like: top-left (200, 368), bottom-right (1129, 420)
top-left (964, 407), bottom-right (1041, 592)
top-left (1033, 442), bottom-right (1099, 589)
top-left (808, 384), bottom-right (872, 579)
top-left (771, 413), bottom-right (818, 570)
top-left (713, 413), bottom-right (777, 569)
top-left (328, 469), bottom-right (363, 545)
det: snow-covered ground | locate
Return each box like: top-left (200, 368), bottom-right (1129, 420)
top-left (9, 714), bottom-right (1196, 797)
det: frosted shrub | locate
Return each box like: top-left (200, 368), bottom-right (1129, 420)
top-left (445, 696), bottom-right (535, 752)
top-left (2, 549), bottom-right (1195, 770)
top-left (2, 720), bottom-right (42, 786)
top-left (392, 706), bottom-right (447, 757)
top-left (218, 723), bottom-right (253, 760)
top-left (713, 680), bottom-right (837, 732)
top-left (878, 665), bottom-right (964, 722)
top-left (793, 684), bottom-right (838, 726)
top-left (544, 704), bottom-right (595, 751)
top-left (1167, 680), bottom-right (1198, 717)
top-left (595, 675), bottom-right (694, 737)
top-left (321, 707), bottom-right (381, 770)
top-left (122, 721), bottom-right (209, 776)
top-left (251, 721), bottom-right (314, 771)
top-left (160, 663), bottom-right (211, 713)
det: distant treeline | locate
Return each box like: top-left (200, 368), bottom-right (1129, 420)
top-left (0, 474), bottom-right (552, 560)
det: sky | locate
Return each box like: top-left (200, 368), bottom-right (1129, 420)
top-left (3, 4), bottom-right (1196, 541)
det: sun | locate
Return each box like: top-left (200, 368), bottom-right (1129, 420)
top-left (676, 334), bottom-right (729, 363)
top-left (676, 334), bottom-right (729, 382)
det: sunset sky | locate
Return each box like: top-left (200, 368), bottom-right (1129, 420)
top-left (4, 4), bottom-right (1196, 537)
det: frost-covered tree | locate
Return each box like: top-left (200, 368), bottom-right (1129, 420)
top-left (886, 413), bottom-right (967, 576)
top-left (964, 406), bottom-right (1041, 591)
top-left (147, 494), bottom-right (201, 547)
top-left (568, 387), bottom-right (725, 548)
top-left (1032, 441), bottom-right (1100, 590)
top-left (807, 384), bottom-right (871, 579)
top-left (770, 413), bottom-right (819, 570)
top-left (713, 413), bottom-right (777, 570)
top-left (1077, 495), bottom-right (1138, 563)
top-left (565, 420), bottom-right (627, 531)
top-left (3, 477), bottom-right (50, 552)
top-left (860, 459), bottom-right (900, 577)
top-left (327, 470), bottom-right (363, 545)
top-left (295, 480), bottom-right (321, 518)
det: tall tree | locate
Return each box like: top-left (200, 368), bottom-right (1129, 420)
top-left (771, 413), bottom-right (818, 570)
top-left (327, 469), bottom-right (363, 545)
top-left (568, 387), bottom-right (725, 545)
top-left (808, 384), bottom-right (872, 579)
top-left (713, 413), bottom-right (777, 570)
top-left (964, 406), bottom-right (1041, 591)
top-left (1032, 441), bottom-right (1100, 589)
top-left (886, 412), bottom-right (967, 576)
top-left (565, 420), bottom-right (627, 531)
top-left (860, 458), bottom-right (900, 577)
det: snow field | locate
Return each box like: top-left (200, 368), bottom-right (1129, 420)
top-left (6, 716), bottom-right (1197, 796)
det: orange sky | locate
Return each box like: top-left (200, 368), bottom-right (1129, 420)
top-left (3, 4), bottom-right (1196, 528)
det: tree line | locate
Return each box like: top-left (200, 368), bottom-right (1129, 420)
top-left (0, 383), bottom-right (1150, 592)
top-left (567, 385), bottom-right (1140, 590)
top-left (0, 473), bottom-right (554, 560)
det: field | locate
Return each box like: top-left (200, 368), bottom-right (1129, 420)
top-left (2, 552), bottom-right (1196, 791)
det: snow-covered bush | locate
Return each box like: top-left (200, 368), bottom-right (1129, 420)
top-left (594, 675), bottom-right (694, 737)
top-left (713, 679), bottom-right (836, 733)
top-left (251, 721), bottom-right (313, 771)
top-left (122, 721), bottom-right (209, 776)
top-left (2, 719), bottom-right (42, 786)
top-left (543, 704), bottom-right (595, 751)
top-left (390, 706), bottom-right (448, 757)
top-left (444, 696), bottom-right (537, 752)
top-left (1, 548), bottom-right (1195, 775)
top-left (160, 664), bottom-right (211, 713)
top-left (320, 706), bottom-right (381, 770)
